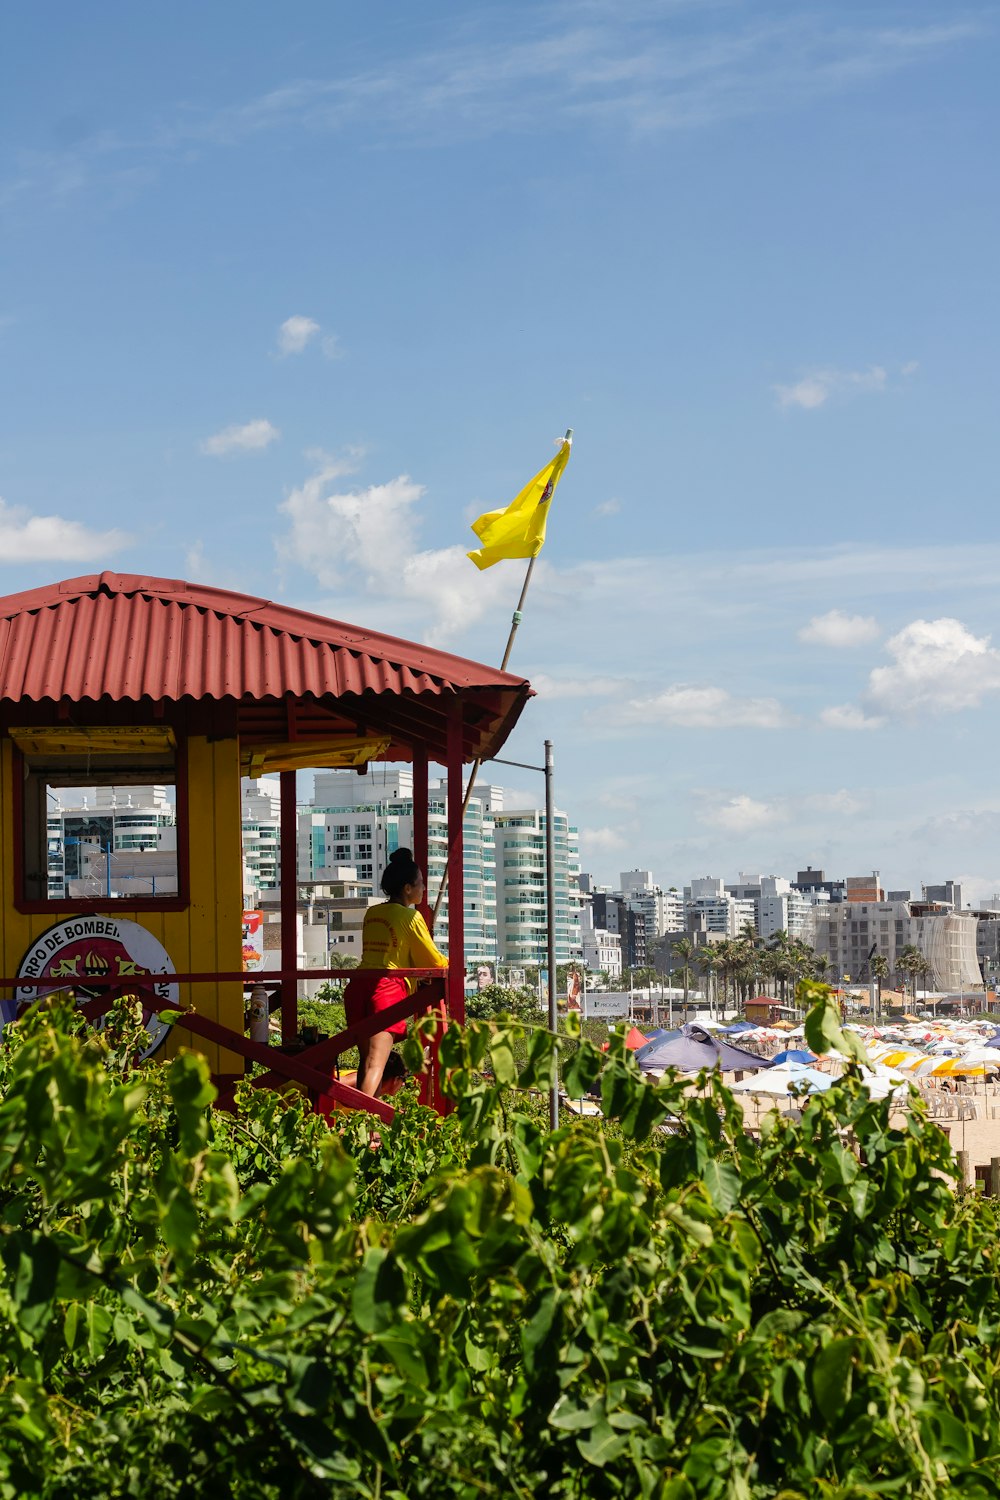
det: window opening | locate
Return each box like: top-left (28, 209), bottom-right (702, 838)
top-left (15, 726), bottom-right (180, 904)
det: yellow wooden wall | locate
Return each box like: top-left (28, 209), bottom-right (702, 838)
top-left (0, 734), bottom-right (245, 1076)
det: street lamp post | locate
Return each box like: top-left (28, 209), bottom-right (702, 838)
top-left (484, 741), bottom-right (560, 1130)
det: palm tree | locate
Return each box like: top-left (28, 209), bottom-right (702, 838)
top-left (695, 945), bottom-right (718, 1019)
top-left (671, 937), bottom-right (695, 1013)
top-left (871, 953), bottom-right (890, 1019)
top-left (916, 956), bottom-right (934, 1006)
top-left (896, 945), bottom-right (922, 1004)
top-left (767, 929), bottom-right (795, 1004)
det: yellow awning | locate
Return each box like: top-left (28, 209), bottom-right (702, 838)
top-left (241, 735), bottom-right (391, 778)
top-left (10, 725), bottom-right (176, 756)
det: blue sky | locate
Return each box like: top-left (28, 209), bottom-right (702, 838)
top-left (2, 1), bottom-right (998, 900)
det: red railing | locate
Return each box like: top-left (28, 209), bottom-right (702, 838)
top-left (3, 967), bottom-right (453, 1125)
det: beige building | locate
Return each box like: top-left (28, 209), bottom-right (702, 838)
top-left (810, 899), bottom-right (981, 992)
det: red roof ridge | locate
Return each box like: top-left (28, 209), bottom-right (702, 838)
top-left (0, 572), bottom-right (528, 690)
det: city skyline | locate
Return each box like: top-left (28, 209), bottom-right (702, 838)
top-left (2, 4), bottom-right (997, 900)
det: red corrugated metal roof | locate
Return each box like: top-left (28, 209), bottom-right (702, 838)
top-left (0, 573), bottom-right (531, 761)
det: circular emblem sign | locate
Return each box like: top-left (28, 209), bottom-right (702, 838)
top-left (6, 915), bottom-right (177, 1061)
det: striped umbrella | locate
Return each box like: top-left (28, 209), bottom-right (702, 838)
top-left (897, 1055), bottom-right (938, 1076)
top-left (930, 1058), bottom-right (996, 1078)
top-left (872, 1048), bottom-right (924, 1069)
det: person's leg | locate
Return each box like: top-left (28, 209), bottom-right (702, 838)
top-left (357, 1028), bottom-right (394, 1096)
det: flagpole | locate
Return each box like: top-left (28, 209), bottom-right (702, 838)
top-left (431, 429), bottom-right (572, 924)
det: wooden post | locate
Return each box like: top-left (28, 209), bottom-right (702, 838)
top-left (957, 1150), bottom-right (972, 1190)
top-left (279, 770), bottom-right (299, 1045)
top-left (412, 743), bottom-right (430, 929)
top-left (446, 701), bottom-right (465, 1028)
top-left (990, 1157), bottom-right (1000, 1198)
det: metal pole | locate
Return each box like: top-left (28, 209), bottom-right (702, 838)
top-left (544, 739), bottom-right (558, 1130)
top-left (279, 770), bottom-right (299, 1045)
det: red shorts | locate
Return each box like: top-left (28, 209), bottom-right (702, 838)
top-left (343, 974), bottom-right (409, 1039)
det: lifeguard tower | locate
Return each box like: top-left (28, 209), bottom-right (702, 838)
top-left (0, 572), bottom-right (531, 1119)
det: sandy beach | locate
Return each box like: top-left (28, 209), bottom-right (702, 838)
top-left (732, 1078), bottom-right (1000, 1188)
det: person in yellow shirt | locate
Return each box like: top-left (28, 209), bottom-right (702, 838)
top-left (343, 847), bottom-right (447, 1096)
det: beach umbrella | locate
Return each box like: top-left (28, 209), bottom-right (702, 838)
top-left (601, 1026), bottom-right (652, 1053)
top-left (859, 1066), bottom-right (911, 1101)
top-left (731, 1063), bottom-right (831, 1096)
top-left (931, 1058), bottom-right (995, 1078)
top-left (953, 1046), bottom-right (1000, 1064)
top-left (772, 1048), bottom-right (816, 1065)
top-left (897, 1056), bottom-right (937, 1076)
top-left (874, 1049), bottom-right (924, 1069)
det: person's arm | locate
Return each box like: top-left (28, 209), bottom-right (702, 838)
top-left (406, 910), bottom-right (448, 969)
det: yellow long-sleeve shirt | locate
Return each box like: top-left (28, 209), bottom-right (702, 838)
top-left (356, 902), bottom-right (447, 994)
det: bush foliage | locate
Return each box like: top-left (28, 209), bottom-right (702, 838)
top-left (0, 984), bottom-right (997, 1497)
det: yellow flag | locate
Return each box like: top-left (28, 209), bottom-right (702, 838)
top-left (467, 439), bottom-right (571, 571)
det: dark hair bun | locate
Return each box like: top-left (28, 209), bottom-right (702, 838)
top-left (381, 848), bottom-right (420, 899)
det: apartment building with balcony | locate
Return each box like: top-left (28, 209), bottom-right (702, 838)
top-left (493, 807), bottom-right (581, 967)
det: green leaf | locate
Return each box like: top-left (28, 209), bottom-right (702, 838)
top-left (352, 1248), bottom-right (405, 1334)
top-left (168, 1052), bottom-right (216, 1157)
top-left (702, 1159), bottom-right (741, 1214)
top-left (489, 1036), bottom-right (517, 1086)
top-left (63, 1301), bottom-right (81, 1351)
top-left (811, 1336), bottom-right (856, 1421)
top-left (801, 983), bottom-right (868, 1065)
top-left (11, 1239), bottom-right (60, 1335)
top-left (577, 1421), bottom-right (629, 1466)
top-left (401, 1035), bottom-right (425, 1075)
top-left (86, 1302), bottom-right (114, 1363)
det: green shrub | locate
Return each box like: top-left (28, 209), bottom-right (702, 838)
top-left (0, 985), bottom-right (996, 1497)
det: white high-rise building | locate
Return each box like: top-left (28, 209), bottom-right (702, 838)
top-left (300, 768), bottom-right (501, 963)
top-left (46, 784), bottom-right (177, 899)
top-left (492, 807), bottom-right (582, 967)
top-left (242, 778), bottom-right (281, 900)
top-left (684, 878), bottom-right (756, 938)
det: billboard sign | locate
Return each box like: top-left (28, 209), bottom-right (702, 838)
top-left (582, 992), bottom-right (630, 1019)
top-left (242, 911), bottom-right (264, 972)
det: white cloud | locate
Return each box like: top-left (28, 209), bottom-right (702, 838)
top-left (277, 315), bottom-right (320, 356)
top-left (624, 684), bottom-right (793, 730)
top-left (201, 418), bottom-right (280, 456)
top-left (6, 16), bottom-right (979, 221)
top-left (866, 617), bottom-right (1000, 717)
top-left (805, 789), bottom-right (865, 817)
top-left (157, 16), bottom-right (980, 149)
top-left (277, 456), bottom-right (511, 642)
top-left (774, 365), bottom-right (887, 410)
top-left (0, 498), bottom-right (130, 561)
top-left (531, 672), bottom-right (620, 700)
top-left (593, 498), bottom-right (621, 518)
top-left (702, 795), bottom-right (778, 834)
top-left (799, 609), bottom-right (879, 647)
top-left (819, 704), bottom-right (886, 732)
top-left (694, 785), bottom-right (867, 837)
top-left (184, 540), bottom-right (208, 579)
top-left (579, 826), bottom-right (629, 855)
